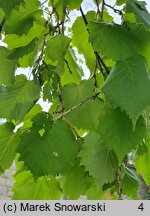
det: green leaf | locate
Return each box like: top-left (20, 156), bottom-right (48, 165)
top-left (8, 38), bottom-right (38, 60)
top-left (7, 38), bottom-right (39, 68)
top-left (44, 34), bottom-right (71, 76)
top-left (4, 21), bottom-right (45, 50)
top-left (4, 0), bottom-right (43, 35)
top-left (49, 0), bottom-right (82, 20)
top-left (12, 170), bottom-right (62, 199)
top-left (62, 79), bottom-right (102, 130)
top-left (0, 75), bottom-right (40, 121)
top-left (126, 0), bottom-right (150, 30)
top-left (0, 122), bottom-right (18, 175)
top-left (136, 151), bottom-right (150, 186)
top-left (0, 8), bottom-right (4, 23)
top-left (40, 64), bottom-right (58, 102)
top-left (62, 165), bottom-right (91, 199)
top-left (86, 181), bottom-right (104, 200)
top-left (122, 167), bottom-right (139, 199)
top-left (0, 46), bottom-right (17, 85)
top-left (18, 49), bottom-right (39, 68)
top-left (62, 46), bottom-right (83, 85)
top-left (72, 17), bottom-right (95, 72)
top-left (88, 21), bottom-right (142, 61)
top-left (66, 0), bottom-right (82, 9)
top-left (96, 105), bottom-right (147, 162)
top-left (0, 0), bottom-right (23, 17)
top-left (79, 131), bottom-right (118, 187)
top-left (116, 0), bottom-right (126, 6)
top-left (101, 55), bottom-right (150, 126)
top-left (18, 113), bottom-right (78, 177)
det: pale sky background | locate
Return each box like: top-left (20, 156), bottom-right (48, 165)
top-left (0, 0), bottom-right (150, 113)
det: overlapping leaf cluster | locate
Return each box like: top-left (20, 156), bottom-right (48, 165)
top-left (0, 0), bottom-right (150, 200)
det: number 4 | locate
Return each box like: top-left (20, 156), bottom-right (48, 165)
top-left (138, 203), bottom-right (144, 211)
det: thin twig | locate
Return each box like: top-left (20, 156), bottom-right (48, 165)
top-left (80, 6), bottom-right (88, 26)
top-left (101, 0), bottom-right (105, 18)
top-left (0, 16), bottom-right (5, 33)
top-left (65, 116), bottom-right (82, 140)
top-left (57, 75), bottom-right (65, 114)
top-left (40, 0), bottom-right (49, 6)
top-left (104, 3), bottom-right (123, 16)
top-left (93, 59), bottom-right (98, 87)
top-left (116, 167), bottom-right (123, 200)
top-left (95, 51), bottom-right (109, 79)
top-left (30, 35), bottom-right (46, 80)
top-left (54, 92), bottom-right (100, 121)
top-left (52, 102), bottom-right (61, 122)
top-left (95, 0), bottom-right (101, 18)
top-left (51, 0), bottom-right (61, 33)
top-left (61, 6), bottom-right (67, 34)
top-left (65, 59), bottom-right (73, 75)
top-left (80, 7), bottom-right (110, 80)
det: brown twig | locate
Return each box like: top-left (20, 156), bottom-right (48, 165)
top-left (80, 6), bottom-right (88, 26)
top-left (116, 167), bottom-right (123, 200)
top-left (95, 51), bottom-right (109, 79)
top-left (57, 75), bottom-right (65, 115)
top-left (51, 0), bottom-right (61, 33)
top-left (80, 7), bottom-right (109, 80)
top-left (0, 16), bottom-right (5, 33)
top-left (101, 0), bottom-right (105, 18)
top-left (95, 0), bottom-right (101, 18)
top-left (65, 59), bottom-right (73, 75)
top-left (64, 116), bottom-right (82, 140)
top-left (31, 35), bottom-right (46, 80)
top-left (93, 59), bottom-right (98, 87)
top-left (104, 2), bottom-right (123, 16)
top-left (54, 92), bottom-right (101, 121)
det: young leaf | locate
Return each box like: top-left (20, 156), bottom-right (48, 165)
top-left (4, 21), bottom-right (45, 50)
top-left (126, 0), bottom-right (150, 30)
top-left (72, 17), bottom-right (95, 72)
top-left (4, 0), bottom-right (43, 35)
top-left (44, 34), bottom-right (71, 76)
top-left (0, 0), bottom-right (23, 17)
